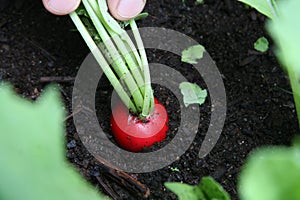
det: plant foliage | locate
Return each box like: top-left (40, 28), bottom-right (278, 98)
top-left (165, 176), bottom-right (230, 200)
top-left (181, 45), bottom-right (205, 64)
top-left (179, 82), bottom-right (207, 107)
top-left (254, 37), bottom-right (269, 52)
top-left (267, 0), bottom-right (300, 125)
top-left (0, 84), bottom-right (106, 200)
top-left (238, 145), bottom-right (300, 200)
top-left (237, 0), bottom-right (278, 19)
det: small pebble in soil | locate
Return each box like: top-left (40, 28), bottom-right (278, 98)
top-left (67, 140), bottom-right (76, 148)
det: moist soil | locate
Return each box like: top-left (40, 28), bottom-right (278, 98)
top-left (0, 0), bottom-right (299, 199)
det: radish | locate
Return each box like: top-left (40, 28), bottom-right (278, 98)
top-left (111, 98), bottom-right (168, 152)
top-left (70, 0), bottom-right (169, 151)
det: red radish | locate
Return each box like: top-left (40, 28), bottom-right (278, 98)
top-left (111, 98), bottom-right (169, 152)
top-left (71, 1), bottom-right (165, 151)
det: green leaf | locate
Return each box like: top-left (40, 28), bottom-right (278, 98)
top-left (134, 12), bottom-right (149, 21)
top-left (181, 45), bottom-right (205, 64)
top-left (165, 177), bottom-right (230, 200)
top-left (165, 182), bottom-right (205, 200)
top-left (254, 37), bottom-right (269, 52)
top-left (199, 177), bottom-right (231, 200)
top-left (267, 0), bottom-right (300, 125)
top-left (238, 146), bottom-right (300, 200)
top-left (121, 12), bottom-right (149, 28)
top-left (179, 82), bottom-right (207, 107)
top-left (237, 0), bottom-right (278, 19)
top-left (0, 84), bottom-right (106, 200)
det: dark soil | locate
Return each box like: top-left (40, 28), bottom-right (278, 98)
top-left (0, 0), bottom-right (299, 199)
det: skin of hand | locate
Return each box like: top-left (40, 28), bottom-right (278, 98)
top-left (42, 0), bottom-right (146, 21)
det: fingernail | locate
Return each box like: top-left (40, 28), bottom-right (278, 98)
top-left (43, 0), bottom-right (80, 15)
top-left (117, 0), bottom-right (145, 18)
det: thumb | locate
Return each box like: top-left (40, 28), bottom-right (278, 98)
top-left (107, 0), bottom-right (146, 21)
top-left (42, 0), bottom-right (81, 15)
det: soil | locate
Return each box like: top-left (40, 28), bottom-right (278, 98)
top-left (0, 0), bottom-right (299, 199)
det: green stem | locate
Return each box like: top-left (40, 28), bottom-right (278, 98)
top-left (130, 20), bottom-right (154, 117)
top-left (69, 12), bottom-right (137, 112)
top-left (83, 0), bottom-right (144, 112)
top-left (88, 0), bottom-right (145, 86)
top-left (110, 32), bottom-right (145, 90)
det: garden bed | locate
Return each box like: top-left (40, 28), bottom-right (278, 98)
top-left (0, 0), bottom-right (298, 199)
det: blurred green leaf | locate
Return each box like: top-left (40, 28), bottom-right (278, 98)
top-left (0, 84), bottom-right (106, 200)
top-left (179, 82), bottom-right (207, 107)
top-left (238, 146), bottom-right (300, 200)
top-left (181, 45), bottom-right (205, 64)
top-left (165, 182), bottom-right (205, 200)
top-left (165, 176), bottom-right (230, 200)
top-left (267, 0), bottom-right (300, 125)
top-left (254, 37), bottom-right (269, 52)
top-left (237, 0), bottom-right (278, 19)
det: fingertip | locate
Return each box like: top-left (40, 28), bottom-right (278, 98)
top-left (43, 0), bottom-right (81, 15)
top-left (107, 0), bottom-right (146, 21)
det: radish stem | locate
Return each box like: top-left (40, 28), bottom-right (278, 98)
top-left (69, 12), bottom-right (137, 112)
top-left (130, 20), bottom-right (154, 116)
top-left (70, 0), bottom-right (154, 117)
top-left (83, 0), bottom-right (144, 112)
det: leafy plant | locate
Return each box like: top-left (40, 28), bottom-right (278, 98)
top-left (236, 1), bottom-right (300, 200)
top-left (238, 144), bottom-right (300, 200)
top-left (239, 0), bottom-right (300, 126)
top-left (0, 84), bottom-right (106, 200)
top-left (70, 0), bottom-right (169, 151)
top-left (165, 176), bottom-right (231, 200)
top-left (71, 0), bottom-right (153, 116)
top-left (267, 0), bottom-right (300, 125)
top-left (254, 37), bottom-right (269, 52)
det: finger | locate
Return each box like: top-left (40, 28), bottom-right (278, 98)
top-left (42, 0), bottom-right (81, 15)
top-left (107, 0), bottom-right (146, 21)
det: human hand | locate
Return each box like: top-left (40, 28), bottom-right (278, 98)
top-left (42, 0), bottom-right (146, 21)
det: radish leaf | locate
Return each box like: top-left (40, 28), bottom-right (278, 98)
top-left (181, 45), bottom-right (205, 64)
top-left (254, 37), bottom-right (269, 52)
top-left (200, 177), bottom-right (231, 200)
top-left (0, 84), bottom-right (106, 200)
top-left (179, 82), bottom-right (207, 107)
top-left (165, 176), bottom-right (230, 200)
top-left (165, 182), bottom-right (205, 200)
